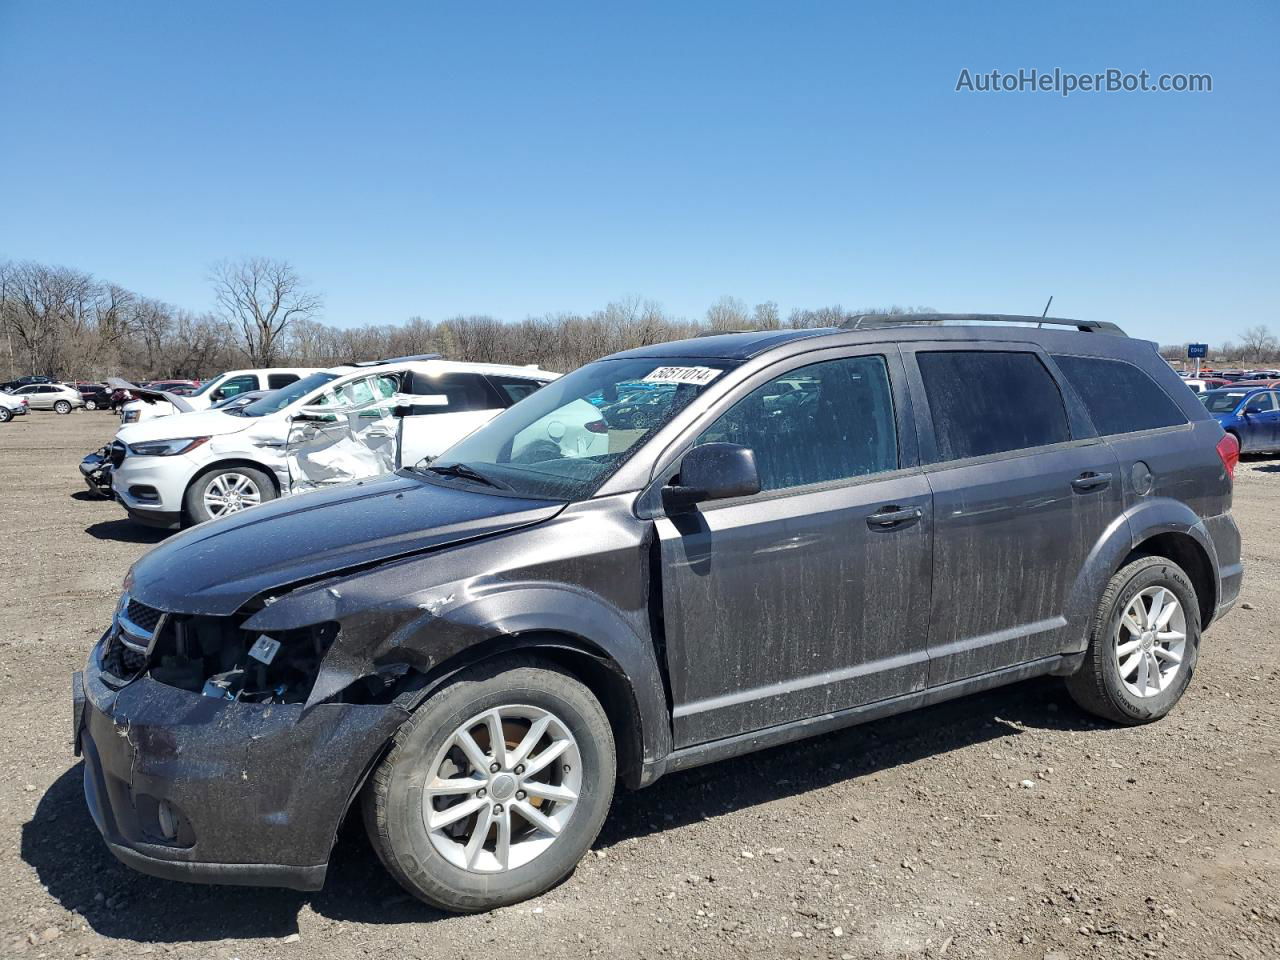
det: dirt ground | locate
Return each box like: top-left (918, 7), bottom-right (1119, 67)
top-left (1, 411), bottom-right (1276, 960)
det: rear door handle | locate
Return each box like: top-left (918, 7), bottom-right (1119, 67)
top-left (1070, 471), bottom-right (1112, 493)
top-left (866, 505), bottom-right (923, 530)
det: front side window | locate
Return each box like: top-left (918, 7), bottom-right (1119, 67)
top-left (918, 350), bottom-right (1071, 461)
top-left (1051, 354), bottom-right (1187, 436)
top-left (1246, 392), bottom-right (1276, 412)
top-left (216, 375), bottom-right (258, 399)
top-left (693, 355), bottom-right (898, 492)
top-left (428, 357), bottom-right (737, 500)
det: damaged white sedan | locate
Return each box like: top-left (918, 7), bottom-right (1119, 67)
top-left (108, 354), bottom-right (560, 528)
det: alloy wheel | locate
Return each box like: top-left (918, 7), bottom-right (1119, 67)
top-left (203, 472), bottom-right (263, 517)
top-left (1114, 586), bottom-right (1186, 698)
top-left (422, 705), bottom-right (582, 874)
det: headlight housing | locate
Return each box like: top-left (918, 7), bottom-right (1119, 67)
top-left (127, 436), bottom-right (210, 457)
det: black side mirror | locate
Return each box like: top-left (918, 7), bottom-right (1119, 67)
top-left (1243, 406), bottom-right (1263, 416)
top-left (663, 442), bottom-right (761, 512)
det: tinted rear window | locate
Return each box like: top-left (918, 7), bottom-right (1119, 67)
top-left (1051, 354), bottom-right (1187, 436)
top-left (918, 350), bottom-right (1071, 461)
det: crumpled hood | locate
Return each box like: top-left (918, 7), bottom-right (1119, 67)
top-left (117, 409), bottom-right (250, 444)
top-left (128, 472), bottom-right (565, 616)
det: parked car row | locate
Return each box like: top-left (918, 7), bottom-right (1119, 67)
top-left (71, 315), bottom-right (1242, 915)
top-left (81, 356), bottom-right (565, 527)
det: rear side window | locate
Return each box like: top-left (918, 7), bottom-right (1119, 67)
top-left (917, 350), bottom-right (1070, 461)
top-left (403, 372), bottom-right (503, 414)
top-left (1052, 355), bottom-right (1187, 436)
top-left (487, 375), bottom-right (548, 406)
top-left (267, 373), bottom-right (301, 389)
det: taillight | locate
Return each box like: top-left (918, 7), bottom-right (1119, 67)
top-left (1216, 432), bottom-right (1239, 480)
top-left (585, 419), bottom-right (609, 434)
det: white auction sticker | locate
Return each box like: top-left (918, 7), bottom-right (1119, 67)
top-left (641, 366), bottom-right (723, 386)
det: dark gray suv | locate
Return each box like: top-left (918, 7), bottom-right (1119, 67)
top-left (73, 315), bottom-right (1242, 912)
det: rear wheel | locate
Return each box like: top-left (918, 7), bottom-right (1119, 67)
top-left (85, 399), bottom-right (98, 410)
top-left (183, 466), bottom-right (276, 524)
top-left (54, 400), bottom-right (72, 414)
top-left (364, 657), bottom-right (616, 912)
top-left (1066, 556), bottom-right (1200, 724)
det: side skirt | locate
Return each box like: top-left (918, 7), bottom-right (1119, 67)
top-left (639, 654), bottom-right (1081, 785)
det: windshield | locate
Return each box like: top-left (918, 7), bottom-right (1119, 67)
top-left (239, 372), bottom-right (340, 417)
top-left (1202, 391), bottom-right (1248, 414)
top-left (423, 357), bottom-right (738, 500)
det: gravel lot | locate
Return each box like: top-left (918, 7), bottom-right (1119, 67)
top-left (2, 412), bottom-right (1277, 960)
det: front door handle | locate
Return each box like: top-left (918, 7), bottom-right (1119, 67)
top-left (866, 505), bottom-right (923, 530)
top-left (1071, 471), bottom-right (1112, 493)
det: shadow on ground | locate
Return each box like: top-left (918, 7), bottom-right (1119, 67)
top-left (23, 677), bottom-right (1104, 941)
top-left (83, 519), bottom-right (170, 544)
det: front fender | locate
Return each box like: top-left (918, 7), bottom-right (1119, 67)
top-left (243, 563), bottom-right (672, 774)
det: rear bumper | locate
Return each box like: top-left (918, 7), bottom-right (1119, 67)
top-left (75, 641), bottom-right (408, 891)
top-left (1203, 512), bottom-right (1243, 622)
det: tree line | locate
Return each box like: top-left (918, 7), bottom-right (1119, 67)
top-left (0, 257), bottom-right (936, 380)
top-left (1159, 326), bottom-right (1280, 366)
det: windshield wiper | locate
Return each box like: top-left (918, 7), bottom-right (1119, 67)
top-left (425, 461), bottom-right (512, 491)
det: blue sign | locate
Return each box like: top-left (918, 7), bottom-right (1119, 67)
top-left (1187, 343), bottom-right (1208, 359)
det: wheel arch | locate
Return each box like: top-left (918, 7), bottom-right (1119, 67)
top-left (397, 631), bottom-right (650, 789)
top-left (1126, 531), bottom-right (1216, 630)
top-left (185, 456), bottom-right (284, 499)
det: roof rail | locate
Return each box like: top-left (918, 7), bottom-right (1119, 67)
top-left (350, 353), bottom-right (443, 367)
top-left (839, 313), bottom-right (1127, 336)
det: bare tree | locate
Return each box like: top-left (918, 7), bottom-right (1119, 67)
top-left (752, 301), bottom-right (780, 329)
top-left (706, 295), bottom-right (750, 331)
top-left (1237, 325), bottom-right (1277, 363)
top-left (210, 257), bottom-right (322, 366)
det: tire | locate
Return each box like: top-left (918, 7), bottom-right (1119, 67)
top-left (85, 399), bottom-right (98, 410)
top-left (363, 656), bottom-right (616, 913)
top-left (54, 400), bottom-right (72, 414)
top-left (183, 465), bottom-right (276, 524)
top-left (1066, 556), bottom-right (1201, 725)
top-left (0, 407), bottom-right (11, 423)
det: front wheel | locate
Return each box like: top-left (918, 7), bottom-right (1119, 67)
top-left (364, 657), bottom-right (616, 912)
top-left (54, 400), bottom-right (72, 414)
top-left (0, 407), bottom-right (11, 423)
top-left (84, 399), bottom-right (98, 410)
top-left (183, 465), bottom-right (276, 524)
top-left (1066, 556), bottom-right (1200, 724)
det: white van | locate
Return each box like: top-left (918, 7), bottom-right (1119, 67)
top-left (109, 357), bottom-right (560, 527)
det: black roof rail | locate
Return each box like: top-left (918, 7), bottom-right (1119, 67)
top-left (350, 353), bottom-right (443, 367)
top-left (839, 313), bottom-right (1127, 336)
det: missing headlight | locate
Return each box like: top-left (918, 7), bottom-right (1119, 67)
top-left (146, 615), bottom-right (339, 704)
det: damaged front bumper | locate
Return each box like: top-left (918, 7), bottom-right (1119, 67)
top-left (78, 449), bottom-right (114, 498)
top-left (73, 635), bottom-right (409, 890)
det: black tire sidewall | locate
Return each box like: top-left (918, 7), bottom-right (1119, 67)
top-left (184, 466), bottom-right (276, 524)
top-left (0, 408), bottom-right (11, 423)
top-left (377, 664), bottom-right (615, 911)
top-left (1098, 560), bottom-right (1200, 722)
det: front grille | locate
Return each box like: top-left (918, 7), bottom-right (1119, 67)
top-left (125, 598), bottom-right (163, 632)
top-left (109, 441), bottom-right (126, 467)
top-left (102, 632), bottom-right (148, 679)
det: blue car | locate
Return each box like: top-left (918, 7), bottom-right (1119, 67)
top-left (1202, 386), bottom-right (1280, 453)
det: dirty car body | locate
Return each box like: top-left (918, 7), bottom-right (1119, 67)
top-left (76, 318), bottom-right (1243, 899)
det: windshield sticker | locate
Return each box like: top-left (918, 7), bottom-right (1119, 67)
top-left (641, 366), bottom-right (723, 386)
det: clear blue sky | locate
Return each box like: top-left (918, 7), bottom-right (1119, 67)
top-left (1, 1), bottom-right (1276, 345)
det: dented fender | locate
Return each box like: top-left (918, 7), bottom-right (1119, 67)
top-left (241, 496), bottom-right (674, 771)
